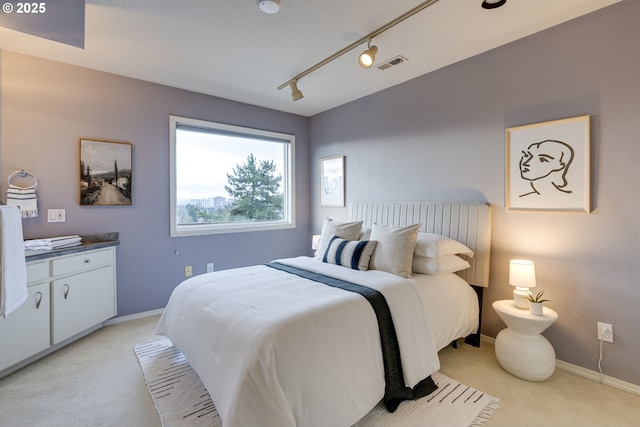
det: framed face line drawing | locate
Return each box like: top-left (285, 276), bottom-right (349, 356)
top-left (319, 155), bottom-right (344, 207)
top-left (79, 138), bottom-right (132, 206)
top-left (505, 115), bottom-right (590, 213)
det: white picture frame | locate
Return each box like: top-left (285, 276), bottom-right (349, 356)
top-left (506, 115), bottom-right (590, 212)
top-left (319, 155), bottom-right (344, 207)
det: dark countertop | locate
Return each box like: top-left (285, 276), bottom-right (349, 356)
top-left (25, 232), bottom-right (119, 261)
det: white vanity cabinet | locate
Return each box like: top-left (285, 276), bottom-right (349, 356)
top-left (0, 245), bottom-right (117, 375)
top-left (0, 262), bottom-right (50, 372)
top-left (50, 248), bottom-right (116, 345)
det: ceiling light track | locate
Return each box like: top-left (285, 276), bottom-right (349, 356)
top-left (277, 0), bottom-right (442, 100)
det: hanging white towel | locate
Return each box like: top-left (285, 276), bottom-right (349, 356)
top-left (6, 184), bottom-right (38, 219)
top-left (0, 205), bottom-right (28, 317)
top-left (6, 170), bottom-right (38, 219)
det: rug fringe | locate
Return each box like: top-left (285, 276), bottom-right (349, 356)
top-left (470, 398), bottom-right (500, 427)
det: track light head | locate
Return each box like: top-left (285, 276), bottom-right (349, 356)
top-left (358, 42), bottom-right (378, 69)
top-left (290, 80), bottom-right (303, 101)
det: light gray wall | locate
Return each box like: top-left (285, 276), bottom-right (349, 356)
top-left (310, 1), bottom-right (640, 386)
top-left (0, 51), bottom-right (311, 317)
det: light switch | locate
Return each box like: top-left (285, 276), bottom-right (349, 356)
top-left (47, 209), bottom-right (66, 223)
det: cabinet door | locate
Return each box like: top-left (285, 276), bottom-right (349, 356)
top-left (0, 282), bottom-right (50, 371)
top-left (51, 266), bottom-right (115, 345)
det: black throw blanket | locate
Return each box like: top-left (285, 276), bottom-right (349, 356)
top-left (266, 262), bottom-right (437, 412)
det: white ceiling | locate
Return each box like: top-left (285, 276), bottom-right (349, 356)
top-left (0, 0), bottom-right (621, 117)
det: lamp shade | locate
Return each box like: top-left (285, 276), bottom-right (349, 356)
top-left (509, 259), bottom-right (536, 288)
top-left (509, 259), bottom-right (536, 309)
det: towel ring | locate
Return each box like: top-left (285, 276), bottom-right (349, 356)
top-left (7, 170), bottom-right (38, 189)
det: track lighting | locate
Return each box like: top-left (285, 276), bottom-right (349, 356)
top-left (358, 39), bottom-right (378, 68)
top-left (289, 80), bottom-right (303, 101)
top-left (277, 0), bottom-right (441, 101)
top-left (278, 0), bottom-right (505, 102)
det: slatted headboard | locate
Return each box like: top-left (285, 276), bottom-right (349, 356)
top-left (348, 202), bottom-right (492, 287)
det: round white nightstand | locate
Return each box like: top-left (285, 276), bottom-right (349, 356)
top-left (492, 299), bottom-right (558, 381)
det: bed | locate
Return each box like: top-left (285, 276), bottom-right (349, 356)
top-left (156, 201), bottom-right (492, 427)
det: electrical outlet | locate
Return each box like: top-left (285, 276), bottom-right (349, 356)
top-left (207, 263), bottom-right (214, 273)
top-left (597, 322), bottom-right (613, 343)
top-left (184, 265), bottom-right (193, 277)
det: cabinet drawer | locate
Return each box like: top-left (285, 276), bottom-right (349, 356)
top-left (51, 248), bottom-right (114, 277)
top-left (26, 261), bottom-right (49, 284)
top-left (0, 283), bottom-right (50, 371)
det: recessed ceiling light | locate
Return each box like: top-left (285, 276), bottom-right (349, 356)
top-left (259, 0), bottom-right (280, 14)
top-left (482, 0), bottom-right (506, 9)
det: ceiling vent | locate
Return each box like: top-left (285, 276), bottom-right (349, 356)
top-left (377, 55), bottom-right (408, 71)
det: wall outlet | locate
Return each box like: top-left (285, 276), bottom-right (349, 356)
top-left (184, 265), bottom-right (193, 277)
top-left (207, 263), bottom-right (214, 273)
top-left (597, 322), bottom-right (613, 343)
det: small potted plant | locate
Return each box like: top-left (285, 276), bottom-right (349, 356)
top-left (526, 290), bottom-right (550, 315)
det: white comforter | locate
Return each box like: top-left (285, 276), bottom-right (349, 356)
top-left (156, 256), bottom-right (441, 427)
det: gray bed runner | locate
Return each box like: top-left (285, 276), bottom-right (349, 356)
top-left (266, 262), bottom-right (437, 412)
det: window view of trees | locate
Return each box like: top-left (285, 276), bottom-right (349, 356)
top-left (170, 115), bottom-right (294, 236)
top-left (177, 153), bottom-right (283, 224)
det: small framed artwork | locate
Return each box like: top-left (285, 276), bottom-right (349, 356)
top-left (79, 139), bottom-right (132, 206)
top-left (506, 115), bottom-right (590, 212)
top-left (319, 155), bottom-right (345, 207)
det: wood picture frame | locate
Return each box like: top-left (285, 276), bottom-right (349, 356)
top-left (79, 139), bottom-right (132, 206)
top-left (319, 155), bottom-right (344, 207)
top-left (506, 115), bottom-right (590, 212)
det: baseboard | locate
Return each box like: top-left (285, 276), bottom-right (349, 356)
top-left (480, 334), bottom-right (495, 345)
top-left (104, 308), bottom-right (164, 326)
top-left (480, 334), bottom-right (640, 396)
top-left (555, 360), bottom-right (640, 396)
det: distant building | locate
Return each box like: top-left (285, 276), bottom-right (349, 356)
top-left (189, 196), bottom-right (233, 208)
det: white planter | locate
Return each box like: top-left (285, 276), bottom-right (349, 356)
top-left (529, 302), bottom-right (544, 316)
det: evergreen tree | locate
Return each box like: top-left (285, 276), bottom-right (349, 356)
top-left (224, 154), bottom-right (283, 220)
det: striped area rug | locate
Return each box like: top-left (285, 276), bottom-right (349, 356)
top-left (135, 338), bottom-right (499, 427)
top-left (134, 338), bottom-right (221, 427)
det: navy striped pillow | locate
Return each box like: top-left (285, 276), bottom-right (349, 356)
top-left (322, 235), bottom-right (377, 271)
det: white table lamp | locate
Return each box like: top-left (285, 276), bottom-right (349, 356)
top-left (509, 259), bottom-right (536, 309)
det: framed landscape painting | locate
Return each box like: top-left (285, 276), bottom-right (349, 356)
top-left (79, 139), bottom-right (132, 206)
top-left (505, 115), bottom-right (590, 213)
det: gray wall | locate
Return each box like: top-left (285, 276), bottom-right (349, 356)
top-left (310, 1), bottom-right (640, 386)
top-left (0, 51), bottom-right (311, 317)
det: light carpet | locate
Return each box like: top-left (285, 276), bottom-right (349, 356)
top-left (135, 338), bottom-right (499, 427)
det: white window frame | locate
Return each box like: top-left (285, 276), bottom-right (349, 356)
top-left (169, 115), bottom-right (295, 237)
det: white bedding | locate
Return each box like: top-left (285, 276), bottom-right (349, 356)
top-left (156, 256), bottom-right (478, 427)
top-left (408, 273), bottom-right (480, 351)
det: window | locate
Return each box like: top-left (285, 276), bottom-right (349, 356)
top-left (170, 115), bottom-right (295, 236)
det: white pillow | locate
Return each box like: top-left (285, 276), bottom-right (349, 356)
top-left (358, 226), bottom-right (372, 241)
top-left (369, 222), bottom-right (421, 278)
top-left (414, 233), bottom-right (474, 258)
top-left (322, 236), bottom-right (377, 271)
top-left (412, 255), bottom-right (471, 275)
top-left (314, 217), bottom-right (363, 260)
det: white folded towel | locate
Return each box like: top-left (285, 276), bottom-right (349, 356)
top-left (0, 205), bottom-right (28, 317)
top-left (24, 235), bottom-right (81, 251)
